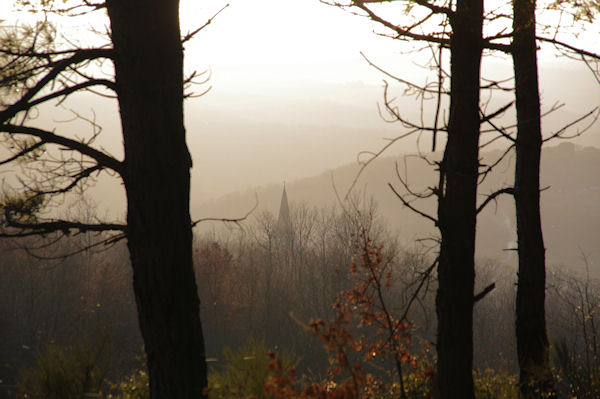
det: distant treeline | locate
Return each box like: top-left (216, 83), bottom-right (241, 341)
top-left (1, 199), bottom-right (598, 397)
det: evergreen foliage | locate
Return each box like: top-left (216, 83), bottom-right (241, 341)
top-left (16, 329), bottom-right (111, 399)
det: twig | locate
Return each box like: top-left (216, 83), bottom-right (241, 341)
top-left (191, 194), bottom-right (258, 228)
top-left (181, 4), bottom-right (230, 43)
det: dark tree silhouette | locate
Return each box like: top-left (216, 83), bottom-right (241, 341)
top-left (512, 0), bottom-right (555, 395)
top-left (0, 1), bottom-right (230, 397)
top-left (325, 1), bottom-right (487, 396)
top-left (106, 1), bottom-right (207, 397)
top-left (325, 0), bottom-right (600, 397)
top-left (512, 1), bottom-right (600, 396)
top-left (433, 2), bottom-right (483, 398)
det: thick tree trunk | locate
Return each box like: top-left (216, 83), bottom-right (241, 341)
top-left (512, 0), bottom-right (555, 396)
top-left (106, 1), bottom-right (208, 398)
top-left (435, 0), bottom-right (483, 397)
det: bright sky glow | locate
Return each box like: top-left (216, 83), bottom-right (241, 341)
top-left (179, 0), bottom-right (399, 66)
top-left (2, 0), bottom-right (597, 77)
top-left (1, 0), bottom-right (598, 201)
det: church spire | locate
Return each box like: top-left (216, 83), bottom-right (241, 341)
top-left (277, 182), bottom-right (292, 235)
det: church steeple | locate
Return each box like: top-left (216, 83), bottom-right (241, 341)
top-left (277, 182), bottom-right (292, 235)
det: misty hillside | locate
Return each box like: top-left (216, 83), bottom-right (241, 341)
top-left (193, 141), bottom-right (600, 271)
top-left (187, 70), bottom-right (600, 200)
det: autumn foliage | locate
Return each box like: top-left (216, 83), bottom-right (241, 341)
top-left (264, 228), bottom-right (434, 398)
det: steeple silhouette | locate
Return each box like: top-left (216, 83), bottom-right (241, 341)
top-left (277, 182), bottom-right (292, 235)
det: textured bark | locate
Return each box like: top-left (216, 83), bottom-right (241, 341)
top-left (435, 0), bottom-right (483, 397)
top-left (106, 1), bottom-right (208, 398)
top-left (512, 0), bottom-right (555, 396)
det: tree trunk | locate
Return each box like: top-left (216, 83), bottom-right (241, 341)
top-left (435, 0), bottom-right (483, 397)
top-left (512, 0), bottom-right (555, 396)
top-left (106, 1), bottom-right (208, 397)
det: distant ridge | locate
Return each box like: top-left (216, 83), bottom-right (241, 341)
top-left (193, 143), bottom-right (600, 272)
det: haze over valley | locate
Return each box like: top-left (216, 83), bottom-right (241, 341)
top-left (1, 1), bottom-right (600, 397)
top-left (21, 57), bottom-right (600, 273)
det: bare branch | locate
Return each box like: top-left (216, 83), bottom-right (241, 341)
top-left (0, 124), bottom-right (123, 174)
top-left (0, 48), bottom-right (113, 123)
top-left (480, 101), bottom-right (514, 124)
top-left (394, 160), bottom-right (437, 200)
top-left (481, 76), bottom-right (514, 92)
top-left (473, 283), bottom-right (495, 303)
top-left (432, 43), bottom-right (445, 151)
top-left (21, 232), bottom-right (127, 261)
top-left (536, 36), bottom-right (600, 60)
top-left (399, 256), bottom-right (439, 322)
top-left (581, 55), bottom-right (600, 85)
top-left (542, 107), bottom-right (599, 142)
top-left (478, 143), bottom-right (515, 184)
top-left (182, 4), bottom-right (230, 43)
top-left (361, 52), bottom-right (448, 95)
top-left (26, 79), bottom-right (116, 109)
top-left (21, 0), bottom-right (107, 16)
top-left (388, 182), bottom-right (438, 225)
top-left (476, 187), bottom-right (514, 214)
top-left (191, 194), bottom-right (259, 228)
top-left (480, 114), bottom-right (516, 143)
top-left (352, 2), bottom-right (451, 46)
top-left (29, 164), bottom-right (104, 198)
top-left (184, 69), bottom-right (212, 99)
top-left (381, 81), bottom-right (446, 131)
top-left (482, 39), bottom-right (512, 53)
top-left (355, 0), bottom-right (451, 16)
top-left (2, 213), bottom-right (126, 237)
top-left (0, 140), bottom-right (44, 165)
top-left (345, 128), bottom-right (420, 199)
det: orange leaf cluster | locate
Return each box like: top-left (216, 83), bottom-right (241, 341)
top-left (264, 229), bottom-right (427, 398)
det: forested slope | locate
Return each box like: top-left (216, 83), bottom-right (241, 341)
top-left (194, 142), bottom-right (600, 271)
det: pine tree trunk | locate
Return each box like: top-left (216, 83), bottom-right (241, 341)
top-left (512, 0), bottom-right (555, 395)
top-left (435, 0), bottom-right (483, 397)
top-left (106, 1), bottom-right (208, 397)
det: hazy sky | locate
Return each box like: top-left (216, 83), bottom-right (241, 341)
top-left (176, 0), bottom-right (600, 200)
top-left (181, 0), bottom-right (395, 66)
top-left (1, 0), bottom-right (599, 206)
